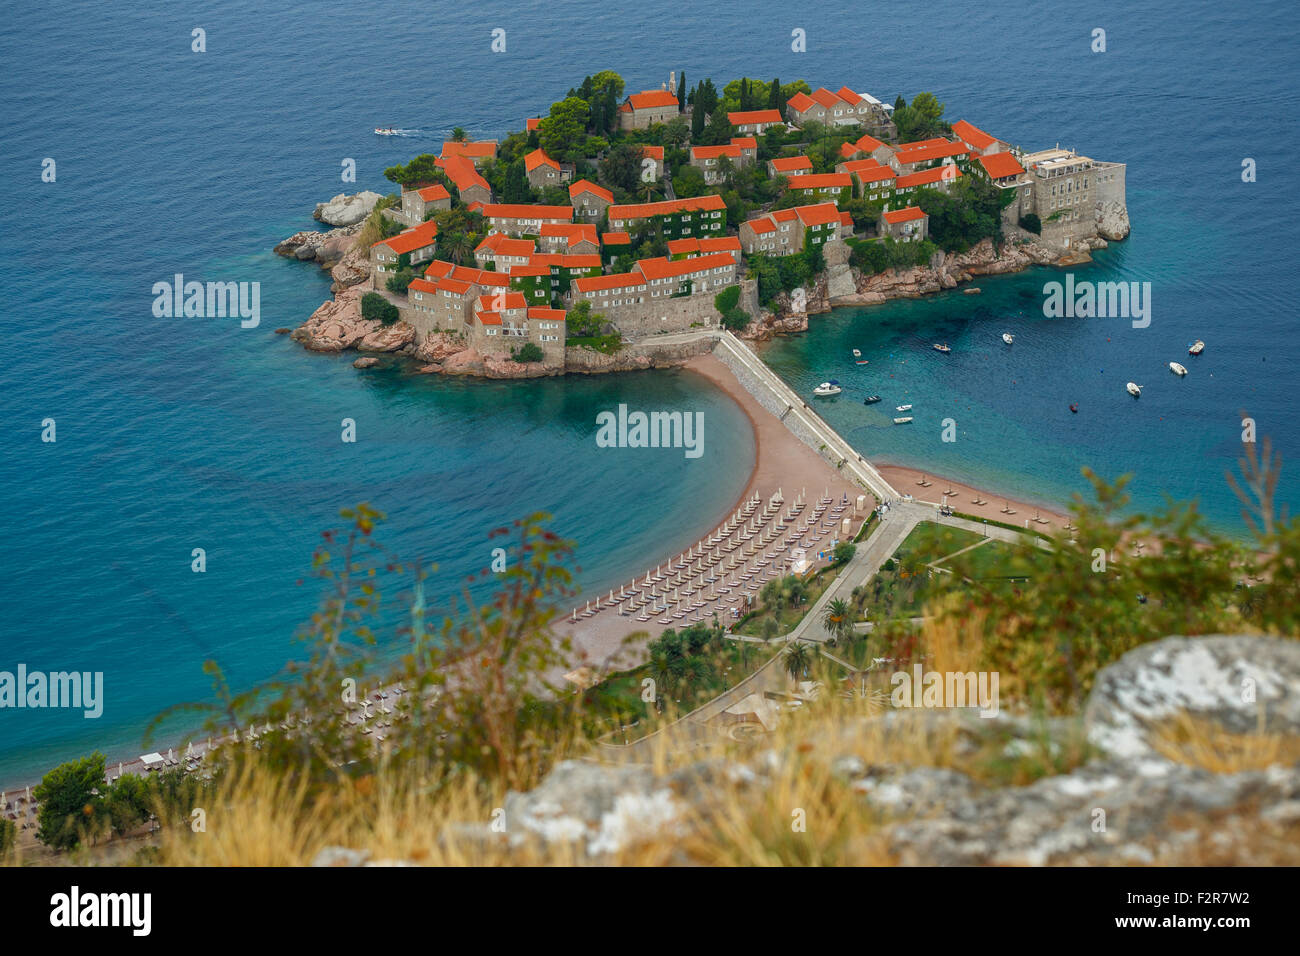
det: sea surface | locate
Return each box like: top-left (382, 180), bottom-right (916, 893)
top-left (1, 0), bottom-right (1296, 783)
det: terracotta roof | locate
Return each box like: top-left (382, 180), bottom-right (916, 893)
top-left (811, 88), bottom-right (842, 110)
top-left (793, 202), bottom-right (842, 226)
top-left (476, 292), bottom-right (527, 311)
top-left (540, 222), bottom-right (599, 245)
top-left (835, 86), bottom-right (863, 105)
top-left (839, 158), bottom-right (883, 174)
top-left (601, 231), bottom-right (631, 245)
top-left (436, 154), bottom-right (490, 192)
top-left (770, 156), bottom-right (813, 173)
top-left (472, 270), bottom-right (511, 288)
top-left (408, 278), bottom-right (440, 295)
top-left (895, 166), bottom-right (962, 189)
top-left (977, 151), bottom-right (1026, 179)
top-left (571, 271), bottom-right (647, 292)
top-left (416, 183), bottom-right (450, 202)
top-left (524, 148), bottom-right (559, 172)
top-left (882, 206), bottom-right (926, 224)
top-left (527, 307), bottom-right (566, 320)
top-left (667, 236), bottom-right (742, 255)
top-left (743, 217), bottom-right (776, 235)
top-left (626, 89), bottom-right (679, 110)
top-left (475, 311), bottom-right (502, 325)
top-left (839, 212), bottom-right (854, 227)
top-left (557, 253), bottom-right (601, 268)
top-left (607, 194), bottom-right (726, 221)
top-left (639, 145), bottom-right (664, 161)
top-left (894, 140), bottom-right (969, 166)
top-left (952, 120), bottom-right (997, 151)
top-left (691, 143), bottom-right (742, 160)
top-left (525, 117), bottom-right (541, 131)
top-left (853, 165), bottom-right (897, 185)
top-left (732, 136), bottom-right (757, 149)
top-left (441, 141), bottom-right (497, 159)
top-left (896, 137), bottom-right (951, 150)
top-left (423, 260), bottom-right (454, 279)
top-left (438, 278), bottom-right (473, 295)
top-left (481, 203), bottom-right (574, 221)
top-left (853, 133), bottom-right (886, 153)
top-left (634, 252), bottom-right (736, 280)
top-left (728, 109), bottom-right (783, 125)
top-left (475, 233), bottom-right (535, 256)
top-left (568, 179), bottom-right (614, 203)
top-left (786, 172), bottom-right (852, 190)
top-left (373, 220), bottom-right (438, 254)
top-left (786, 91), bottom-right (815, 113)
top-left (508, 263), bottom-right (551, 277)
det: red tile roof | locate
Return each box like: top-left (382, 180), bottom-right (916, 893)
top-left (853, 164), bottom-right (897, 185)
top-left (476, 291), bottom-right (527, 311)
top-left (436, 154), bottom-right (490, 192)
top-left (601, 231), bottom-right (631, 245)
top-left (793, 202), bottom-right (842, 226)
top-left (743, 217), bottom-right (776, 235)
top-left (691, 143), bottom-right (743, 160)
top-left (475, 233), bottom-right (535, 256)
top-left (524, 148), bottom-right (559, 172)
top-left (639, 145), bottom-right (664, 161)
top-left (667, 236), bottom-right (743, 255)
top-left (509, 263), bottom-right (552, 277)
top-left (527, 307), bottom-right (566, 320)
top-left (770, 155), bottom-right (813, 173)
top-left (786, 91), bottom-right (815, 113)
top-left (607, 194), bottom-right (726, 221)
top-left (882, 206), bottom-right (926, 224)
top-left (373, 220), bottom-right (438, 254)
top-left (540, 222), bottom-right (599, 245)
top-left (626, 89), bottom-right (679, 110)
top-left (571, 271), bottom-right (646, 292)
top-left (525, 117), bottom-right (541, 131)
top-left (977, 151), bottom-right (1026, 179)
top-left (475, 311), bottom-right (502, 325)
top-left (786, 172), bottom-right (852, 190)
top-left (895, 166), bottom-right (962, 189)
top-left (728, 109), bottom-right (784, 125)
top-left (811, 88), bottom-right (841, 110)
top-left (896, 137), bottom-right (950, 150)
top-left (894, 140), bottom-right (969, 166)
top-left (416, 183), bottom-right (450, 202)
top-left (634, 252), bottom-right (736, 280)
top-left (839, 158), bottom-right (883, 174)
top-left (481, 203), bottom-right (574, 221)
top-left (441, 141), bottom-right (497, 159)
top-left (835, 86), bottom-right (863, 105)
top-left (408, 278), bottom-right (440, 295)
top-left (952, 120), bottom-right (997, 152)
top-left (569, 179), bottom-right (614, 203)
top-left (732, 136), bottom-right (757, 149)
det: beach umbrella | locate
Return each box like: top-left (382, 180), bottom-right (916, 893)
top-left (117, 762), bottom-right (123, 778)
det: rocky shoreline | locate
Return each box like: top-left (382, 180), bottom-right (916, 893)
top-left (273, 198), bottom-right (1119, 373)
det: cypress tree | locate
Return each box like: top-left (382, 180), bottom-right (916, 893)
top-left (769, 77), bottom-right (781, 111)
top-left (677, 71), bottom-right (687, 113)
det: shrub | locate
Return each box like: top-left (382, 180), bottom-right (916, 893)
top-left (721, 307), bottom-right (750, 331)
top-left (33, 753), bottom-right (107, 850)
top-left (714, 285), bottom-right (740, 313)
top-left (513, 342), bottom-right (544, 363)
top-left (833, 542), bottom-right (856, 565)
top-left (361, 292), bottom-right (400, 325)
top-left (1020, 213), bottom-right (1042, 234)
top-left (385, 269), bottom-right (415, 294)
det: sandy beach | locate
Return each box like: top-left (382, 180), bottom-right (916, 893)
top-left (875, 464), bottom-right (1072, 531)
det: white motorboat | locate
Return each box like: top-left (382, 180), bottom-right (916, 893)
top-left (374, 127), bottom-right (399, 136)
top-left (852, 348), bottom-right (861, 358)
top-left (853, 348), bottom-right (869, 365)
top-left (1002, 333), bottom-right (1014, 345)
top-left (1126, 382), bottom-right (1142, 397)
top-left (893, 417), bottom-right (914, 425)
top-left (813, 382), bottom-right (842, 397)
top-left (1189, 340), bottom-right (1205, 356)
top-left (895, 404), bottom-right (913, 412)
top-left (1169, 362), bottom-right (1188, 376)
top-left (933, 343), bottom-right (952, 354)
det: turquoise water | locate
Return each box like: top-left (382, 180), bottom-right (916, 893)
top-left (1, 0), bottom-right (1296, 783)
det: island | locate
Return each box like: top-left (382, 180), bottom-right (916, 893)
top-left (275, 71), bottom-right (1129, 377)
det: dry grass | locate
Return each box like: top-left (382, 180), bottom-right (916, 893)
top-left (1150, 710), bottom-right (1300, 773)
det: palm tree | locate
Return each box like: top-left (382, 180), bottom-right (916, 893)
top-left (784, 640), bottom-right (812, 682)
top-left (647, 649), bottom-right (675, 711)
top-left (451, 127), bottom-right (468, 142)
top-left (821, 597), bottom-right (854, 645)
top-left (441, 232), bottom-right (473, 265)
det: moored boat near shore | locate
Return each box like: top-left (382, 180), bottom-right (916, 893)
top-left (1169, 361), bottom-right (1188, 376)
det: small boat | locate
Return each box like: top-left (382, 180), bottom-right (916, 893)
top-left (1169, 362), bottom-right (1188, 376)
top-left (933, 343), bottom-right (952, 354)
top-left (895, 404), bottom-right (912, 412)
top-left (1189, 340), bottom-right (1205, 356)
top-left (852, 349), bottom-right (861, 358)
top-left (813, 381), bottom-right (842, 397)
top-left (1069, 403), bottom-right (1079, 414)
top-left (893, 417), bottom-right (914, 425)
top-left (1126, 382), bottom-right (1142, 397)
top-left (1002, 333), bottom-right (1014, 345)
top-left (374, 127), bottom-right (399, 136)
top-left (863, 395), bottom-right (882, 405)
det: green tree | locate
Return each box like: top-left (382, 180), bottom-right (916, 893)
top-left (821, 597), bottom-right (854, 644)
top-left (503, 159), bottom-right (531, 203)
top-left (361, 292), bottom-right (399, 324)
top-left (600, 143), bottom-right (642, 192)
top-left (784, 641), bottom-right (812, 682)
top-left (33, 753), bottom-right (107, 850)
top-left (513, 342), bottom-right (544, 363)
top-left (565, 299), bottom-right (606, 337)
top-left (383, 154), bottom-right (445, 188)
top-left (894, 92), bottom-right (946, 142)
top-left (450, 127), bottom-right (468, 142)
top-left (103, 773), bottom-right (153, 835)
top-left (833, 542), bottom-right (856, 565)
top-left (539, 97), bottom-right (591, 164)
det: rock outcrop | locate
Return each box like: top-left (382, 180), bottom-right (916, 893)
top-left (311, 635), bottom-right (1299, 866)
top-left (290, 285), bottom-right (415, 353)
top-left (314, 191), bottom-right (384, 227)
top-left (1095, 200), bottom-right (1131, 241)
top-left (273, 222), bottom-right (369, 290)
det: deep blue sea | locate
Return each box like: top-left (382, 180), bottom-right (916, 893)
top-left (1, 0), bottom-right (1296, 784)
